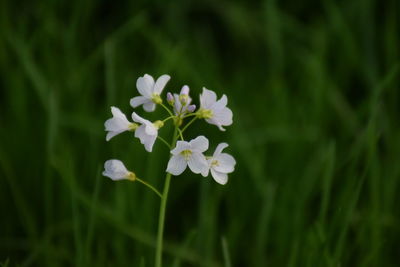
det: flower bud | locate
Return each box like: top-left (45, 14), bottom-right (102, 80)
top-left (166, 92), bottom-right (174, 105)
top-left (180, 85), bottom-right (189, 96)
top-left (187, 105), bottom-right (196, 113)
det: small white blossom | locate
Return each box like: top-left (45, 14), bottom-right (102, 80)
top-left (166, 136), bottom-right (209, 176)
top-left (198, 88), bottom-right (233, 131)
top-left (105, 106), bottom-right (137, 141)
top-left (131, 112), bottom-right (163, 152)
top-left (173, 85), bottom-right (194, 115)
top-left (102, 159), bottom-right (136, 181)
top-left (204, 143), bottom-right (236, 185)
top-left (130, 74), bottom-right (170, 112)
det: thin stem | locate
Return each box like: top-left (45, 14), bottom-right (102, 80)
top-left (162, 115), bottom-right (175, 123)
top-left (155, 127), bottom-right (179, 267)
top-left (136, 178), bottom-right (162, 198)
top-left (182, 113), bottom-right (198, 119)
top-left (177, 128), bottom-right (184, 140)
top-left (181, 117), bottom-right (198, 133)
top-left (157, 136), bottom-right (171, 149)
top-left (160, 103), bottom-right (174, 117)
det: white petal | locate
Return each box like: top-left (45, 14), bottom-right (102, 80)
top-left (136, 74), bottom-right (154, 98)
top-left (207, 107), bottom-right (233, 130)
top-left (171, 141), bottom-right (190, 155)
top-left (213, 143), bottom-right (229, 157)
top-left (143, 134), bottom-right (157, 152)
top-left (173, 94), bottom-right (182, 114)
top-left (104, 117), bottom-right (129, 132)
top-left (211, 94), bottom-right (228, 111)
top-left (189, 136), bottom-right (209, 152)
top-left (144, 123), bottom-right (157, 135)
top-left (153, 74), bottom-right (170, 94)
top-left (210, 169), bottom-right (228, 185)
top-left (143, 102), bottom-right (156, 112)
top-left (130, 96), bottom-right (150, 108)
top-left (106, 131), bottom-right (122, 141)
top-left (103, 159), bottom-right (129, 180)
top-left (111, 106), bottom-right (127, 119)
top-left (188, 152), bottom-right (208, 175)
top-left (214, 153), bottom-right (236, 173)
top-left (131, 112), bottom-right (148, 124)
top-left (135, 125), bottom-right (156, 152)
top-left (166, 155), bottom-right (187, 175)
top-left (200, 87), bottom-right (217, 109)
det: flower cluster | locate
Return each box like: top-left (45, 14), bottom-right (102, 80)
top-left (103, 74), bottom-right (236, 185)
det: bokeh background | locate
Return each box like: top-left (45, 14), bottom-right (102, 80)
top-left (0, 0), bottom-right (399, 266)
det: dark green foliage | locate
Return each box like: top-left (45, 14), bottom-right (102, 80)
top-left (0, 0), bottom-right (399, 266)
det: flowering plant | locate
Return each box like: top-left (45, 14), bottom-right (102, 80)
top-left (103, 74), bottom-right (236, 266)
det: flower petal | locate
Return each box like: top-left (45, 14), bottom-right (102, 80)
top-left (213, 143), bottom-right (229, 157)
top-left (106, 130), bottom-right (122, 141)
top-left (130, 96), bottom-right (149, 108)
top-left (111, 106), bottom-right (127, 119)
top-left (210, 169), bottom-right (228, 185)
top-left (171, 141), bottom-right (190, 155)
top-left (135, 125), bottom-right (156, 152)
top-left (188, 152), bottom-right (208, 175)
top-left (144, 123), bottom-right (157, 135)
top-left (131, 112), bottom-right (148, 124)
top-left (200, 87), bottom-right (217, 109)
top-left (214, 153), bottom-right (236, 173)
top-left (103, 159), bottom-right (129, 180)
top-left (136, 74), bottom-right (154, 98)
top-left (166, 155), bottom-right (187, 175)
top-left (153, 74), bottom-right (170, 94)
top-left (143, 102), bottom-right (156, 112)
top-left (211, 94), bottom-right (228, 111)
top-left (189, 136), bottom-right (209, 152)
top-left (214, 107), bottom-right (233, 125)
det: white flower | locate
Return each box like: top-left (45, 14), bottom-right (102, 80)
top-left (130, 74), bottom-right (170, 112)
top-left (102, 159), bottom-right (136, 181)
top-left (131, 112), bottom-right (163, 152)
top-left (198, 88), bottom-right (233, 131)
top-left (105, 106), bottom-right (137, 141)
top-left (173, 85), bottom-right (194, 115)
top-left (204, 143), bottom-right (236, 185)
top-left (166, 136), bottom-right (209, 176)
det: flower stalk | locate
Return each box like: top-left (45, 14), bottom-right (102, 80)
top-left (102, 74), bottom-right (236, 267)
top-left (155, 127), bottom-right (179, 267)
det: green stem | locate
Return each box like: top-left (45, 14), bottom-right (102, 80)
top-left (162, 115), bottom-right (175, 123)
top-left (177, 128), bottom-right (184, 140)
top-left (182, 112), bottom-right (198, 119)
top-left (155, 127), bottom-right (179, 267)
top-left (160, 103), bottom-right (174, 117)
top-left (135, 178), bottom-right (162, 198)
top-left (157, 136), bottom-right (171, 149)
top-left (181, 117), bottom-right (198, 133)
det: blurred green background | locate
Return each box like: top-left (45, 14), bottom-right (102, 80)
top-left (0, 0), bottom-right (399, 266)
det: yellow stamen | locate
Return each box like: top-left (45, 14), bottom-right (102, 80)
top-left (197, 108), bottom-right (213, 119)
top-left (211, 160), bottom-right (219, 167)
top-left (180, 150), bottom-right (192, 160)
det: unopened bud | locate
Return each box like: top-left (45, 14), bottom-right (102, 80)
top-left (166, 92), bottom-right (174, 105)
top-left (187, 105), bottom-right (196, 113)
top-left (180, 85), bottom-right (189, 96)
